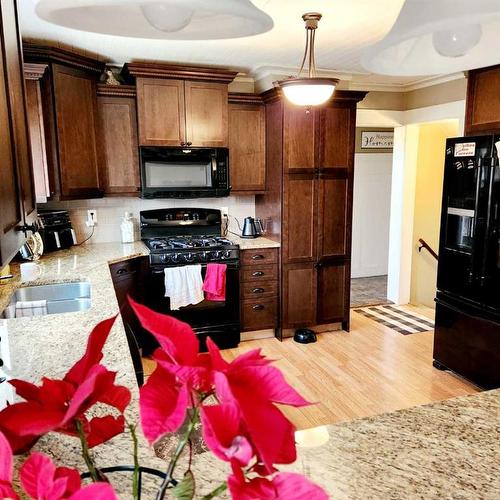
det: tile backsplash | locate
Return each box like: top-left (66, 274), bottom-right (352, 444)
top-left (39, 196), bottom-right (256, 244)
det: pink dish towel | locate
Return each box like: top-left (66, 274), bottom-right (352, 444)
top-left (202, 263), bottom-right (227, 301)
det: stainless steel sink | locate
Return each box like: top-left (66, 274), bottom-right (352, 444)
top-left (2, 281), bottom-right (91, 318)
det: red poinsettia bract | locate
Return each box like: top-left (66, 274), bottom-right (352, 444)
top-left (0, 430), bottom-right (117, 499)
top-left (129, 299), bottom-right (323, 494)
top-left (0, 317), bottom-right (131, 454)
top-left (228, 466), bottom-right (328, 500)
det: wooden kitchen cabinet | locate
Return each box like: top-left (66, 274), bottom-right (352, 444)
top-left (53, 64), bottom-right (103, 198)
top-left (185, 81), bottom-right (228, 147)
top-left (282, 173), bottom-right (317, 263)
top-left (257, 89), bottom-right (366, 336)
top-left (317, 262), bottom-right (348, 325)
top-left (240, 248), bottom-right (279, 332)
top-left (23, 44), bottom-right (106, 200)
top-left (136, 78), bottom-right (228, 147)
top-left (283, 105), bottom-right (316, 172)
top-left (125, 63), bottom-right (237, 148)
top-left (136, 78), bottom-right (186, 146)
top-left (97, 85), bottom-right (140, 196)
top-left (282, 262), bottom-right (317, 328)
top-left (228, 95), bottom-right (266, 193)
top-left (0, 0), bottom-right (37, 267)
top-left (465, 64), bottom-right (500, 135)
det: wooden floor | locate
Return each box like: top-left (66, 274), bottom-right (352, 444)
top-left (143, 305), bottom-right (479, 431)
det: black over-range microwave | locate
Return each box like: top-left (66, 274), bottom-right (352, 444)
top-left (140, 147), bottom-right (230, 199)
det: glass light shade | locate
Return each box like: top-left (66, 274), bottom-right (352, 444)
top-left (361, 0), bottom-right (500, 76)
top-left (141, 3), bottom-right (194, 32)
top-left (433, 24), bottom-right (482, 57)
top-left (279, 78), bottom-right (338, 107)
top-left (35, 0), bottom-right (274, 40)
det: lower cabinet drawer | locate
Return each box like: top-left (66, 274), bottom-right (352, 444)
top-left (241, 280), bottom-right (278, 300)
top-left (241, 298), bottom-right (278, 332)
top-left (241, 265), bottom-right (278, 283)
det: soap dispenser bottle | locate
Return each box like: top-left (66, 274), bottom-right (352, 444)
top-left (120, 212), bottom-right (135, 243)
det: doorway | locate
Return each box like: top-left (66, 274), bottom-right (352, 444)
top-left (351, 129), bottom-right (394, 308)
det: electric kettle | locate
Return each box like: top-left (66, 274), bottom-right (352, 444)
top-left (241, 217), bottom-right (264, 239)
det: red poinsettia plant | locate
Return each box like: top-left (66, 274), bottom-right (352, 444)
top-left (0, 298), bottom-right (328, 499)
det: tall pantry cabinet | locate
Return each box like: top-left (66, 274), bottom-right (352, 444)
top-left (257, 90), bottom-right (367, 337)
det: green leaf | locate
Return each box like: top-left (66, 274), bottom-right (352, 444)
top-left (172, 470), bottom-right (195, 500)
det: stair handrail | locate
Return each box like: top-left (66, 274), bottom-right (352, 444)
top-left (418, 238), bottom-right (438, 261)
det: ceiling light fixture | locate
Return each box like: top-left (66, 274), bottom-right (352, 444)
top-left (361, 0), bottom-right (500, 76)
top-left (35, 0), bottom-right (274, 40)
top-left (277, 13), bottom-right (339, 107)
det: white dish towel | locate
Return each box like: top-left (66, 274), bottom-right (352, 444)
top-left (15, 300), bottom-right (48, 318)
top-left (164, 265), bottom-right (204, 310)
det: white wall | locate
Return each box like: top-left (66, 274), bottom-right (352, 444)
top-left (387, 125), bottom-right (420, 305)
top-left (41, 196), bottom-right (256, 244)
top-left (351, 153), bottom-right (393, 278)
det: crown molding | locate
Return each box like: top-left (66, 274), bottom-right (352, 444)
top-left (122, 62), bottom-right (238, 84)
top-left (97, 84), bottom-right (137, 97)
top-left (23, 62), bottom-right (48, 80)
top-left (23, 43), bottom-right (105, 74)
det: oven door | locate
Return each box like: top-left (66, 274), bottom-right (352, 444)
top-left (146, 262), bottom-right (240, 331)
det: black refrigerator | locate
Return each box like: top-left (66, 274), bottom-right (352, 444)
top-left (434, 135), bottom-right (500, 389)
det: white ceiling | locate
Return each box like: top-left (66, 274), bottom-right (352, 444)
top-left (19, 0), bottom-right (449, 89)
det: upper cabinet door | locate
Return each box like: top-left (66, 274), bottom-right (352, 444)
top-left (185, 81), bottom-right (228, 147)
top-left (52, 64), bottom-right (102, 198)
top-left (1, 0), bottom-right (36, 223)
top-left (465, 65), bottom-right (500, 135)
top-left (229, 102), bottom-right (266, 192)
top-left (137, 78), bottom-right (186, 146)
top-left (283, 106), bottom-right (316, 173)
top-left (282, 173), bottom-right (317, 263)
top-left (317, 173), bottom-right (349, 259)
top-left (319, 105), bottom-right (355, 170)
top-left (98, 95), bottom-right (140, 196)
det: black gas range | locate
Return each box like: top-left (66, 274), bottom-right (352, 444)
top-left (140, 208), bottom-right (240, 351)
top-left (144, 235), bottom-right (239, 266)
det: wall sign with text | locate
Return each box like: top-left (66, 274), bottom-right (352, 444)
top-left (361, 130), bottom-right (394, 150)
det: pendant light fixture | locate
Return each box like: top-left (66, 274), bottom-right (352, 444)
top-left (277, 13), bottom-right (339, 107)
top-left (361, 0), bottom-right (500, 76)
top-left (35, 0), bottom-right (273, 40)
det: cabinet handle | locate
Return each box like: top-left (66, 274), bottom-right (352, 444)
top-left (116, 268), bottom-right (128, 276)
top-left (0, 377), bottom-right (6, 384)
top-left (252, 288), bottom-right (265, 294)
top-left (252, 304), bottom-right (265, 311)
top-left (251, 254), bottom-right (265, 260)
top-left (252, 271), bottom-right (264, 277)
top-left (186, 141), bottom-right (193, 146)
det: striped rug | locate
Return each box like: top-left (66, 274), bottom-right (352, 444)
top-left (353, 304), bottom-right (435, 335)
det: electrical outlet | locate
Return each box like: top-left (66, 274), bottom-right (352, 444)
top-left (86, 209), bottom-right (97, 227)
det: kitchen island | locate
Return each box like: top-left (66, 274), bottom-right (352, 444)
top-left (0, 242), bottom-right (498, 498)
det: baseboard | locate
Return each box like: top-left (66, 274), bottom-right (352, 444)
top-left (281, 323), bottom-right (342, 339)
top-left (241, 329), bottom-right (276, 342)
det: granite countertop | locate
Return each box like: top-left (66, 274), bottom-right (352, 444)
top-left (0, 242), bottom-right (498, 499)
